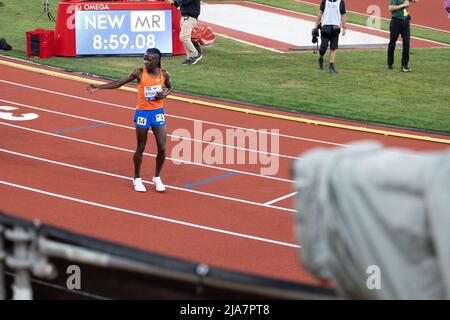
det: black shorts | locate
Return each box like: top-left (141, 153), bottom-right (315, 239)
top-left (320, 25), bottom-right (340, 50)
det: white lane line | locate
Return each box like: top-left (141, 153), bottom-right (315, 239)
top-left (0, 105), bottom-right (293, 184)
top-left (0, 180), bottom-right (300, 249)
top-left (0, 79), bottom-right (347, 147)
top-left (0, 97), bottom-right (296, 161)
top-left (168, 113), bottom-right (345, 147)
top-left (264, 192), bottom-right (298, 206)
top-left (0, 146), bottom-right (295, 213)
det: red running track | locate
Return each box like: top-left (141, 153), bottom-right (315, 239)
top-left (1, 57), bottom-right (449, 288)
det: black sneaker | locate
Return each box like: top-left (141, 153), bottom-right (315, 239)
top-left (401, 66), bottom-right (411, 72)
top-left (182, 59), bottom-right (192, 65)
top-left (387, 65), bottom-right (393, 70)
top-left (188, 53), bottom-right (203, 65)
top-left (318, 57), bottom-right (324, 70)
top-left (329, 64), bottom-right (338, 74)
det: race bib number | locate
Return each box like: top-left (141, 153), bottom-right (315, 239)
top-left (144, 85), bottom-right (162, 101)
top-left (155, 114), bottom-right (165, 122)
top-left (137, 117), bottom-right (147, 126)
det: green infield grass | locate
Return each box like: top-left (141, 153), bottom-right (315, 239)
top-left (0, 0), bottom-right (449, 134)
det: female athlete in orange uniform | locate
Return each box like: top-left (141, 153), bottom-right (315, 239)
top-left (87, 48), bottom-right (172, 193)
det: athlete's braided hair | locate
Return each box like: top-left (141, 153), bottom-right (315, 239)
top-left (146, 48), bottom-right (162, 68)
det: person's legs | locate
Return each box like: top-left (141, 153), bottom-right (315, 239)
top-left (400, 19), bottom-right (411, 69)
top-left (179, 16), bottom-right (199, 61)
top-left (318, 54), bottom-right (325, 70)
top-left (134, 126), bottom-right (149, 179)
top-left (329, 49), bottom-right (337, 64)
top-left (319, 35), bottom-right (330, 70)
top-left (192, 39), bottom-right (202, 55)
top-left (150, 125), bottom-right (166, 192)
top-left (388, 19), bottom-right (401, 68)
top-left (132, 125), bottom-right (149, 192)
top-left (318, 56), bottom-right (324, 70)
top-left (151, 125), bottom-right (167, 178)
top-left (328, 30), bottom-right (340, 73)
top-left (328, 49), bottom-right (338, 73)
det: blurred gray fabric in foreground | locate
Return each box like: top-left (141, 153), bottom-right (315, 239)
top-left (292, 141), bottom-right (450, 299)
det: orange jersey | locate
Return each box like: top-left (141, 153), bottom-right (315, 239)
top-left (136, 67), bottom-right (165, 110)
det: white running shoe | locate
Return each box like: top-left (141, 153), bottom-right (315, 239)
top-left (133, 178), bottom-right (147, 192)
top-left (152, 176), bottom-right (166, 192)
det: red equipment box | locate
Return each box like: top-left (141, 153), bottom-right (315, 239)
top-left (26, 29), bottom-right (55, 58)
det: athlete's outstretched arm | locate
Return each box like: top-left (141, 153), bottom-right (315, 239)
top-left (87, 69), bottom-right (141, 93)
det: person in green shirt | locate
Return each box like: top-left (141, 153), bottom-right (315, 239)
top-left (387, 0), bottom-right (419, 72)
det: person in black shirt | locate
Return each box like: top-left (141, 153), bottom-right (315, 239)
top-left (312, 0), bottom-right (347, 73)
top-left (169, 0), bottom-right (203, 65)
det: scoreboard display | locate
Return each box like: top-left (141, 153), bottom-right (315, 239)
top-left (75, 10), bottom-right (173, 55)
